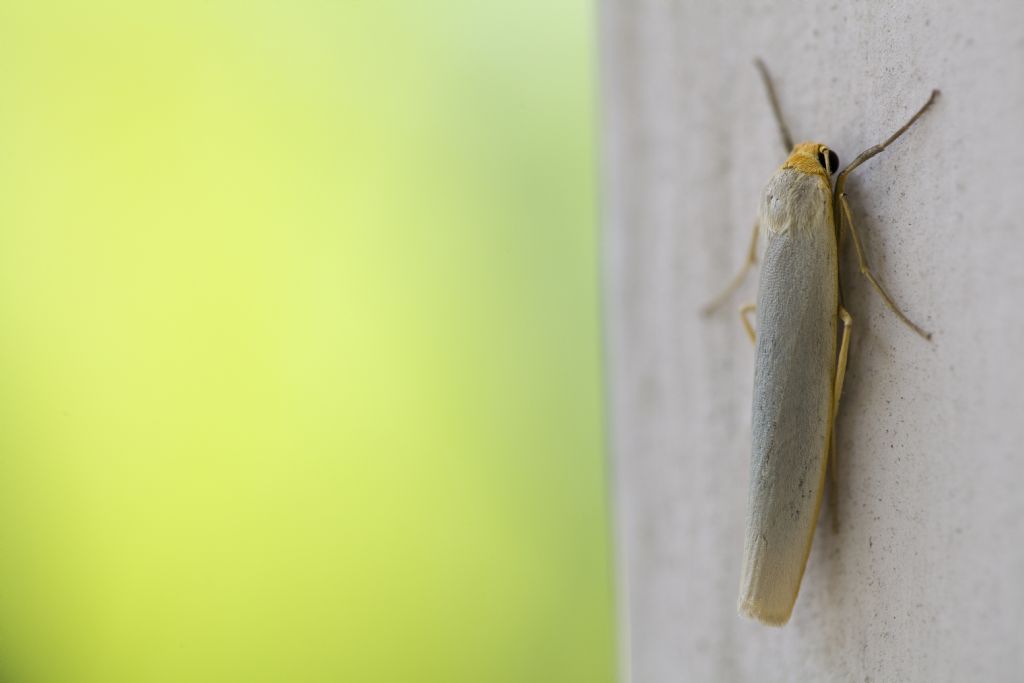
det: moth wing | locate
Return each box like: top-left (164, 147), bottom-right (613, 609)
top-left (738, 182), bottom-right (838, 626)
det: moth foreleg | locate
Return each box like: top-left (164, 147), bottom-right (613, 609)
top-left (703, 221), bottom-right (760, 315)
top-left (837, 193), bottom-right (931, 340)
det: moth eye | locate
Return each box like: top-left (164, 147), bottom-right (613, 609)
top-left (817, 149), bottom-right (839, 175)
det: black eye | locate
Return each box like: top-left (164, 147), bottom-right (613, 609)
top-left (817, 149), bottom-right (840, 174)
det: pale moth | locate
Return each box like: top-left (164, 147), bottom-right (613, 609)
top-left (704, 60), bottom-right (939, 626)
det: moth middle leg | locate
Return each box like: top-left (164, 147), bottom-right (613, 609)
top-left (739, 302), bottom-right (756, 345)
top-left (828, 306), bottom-right (853, 532)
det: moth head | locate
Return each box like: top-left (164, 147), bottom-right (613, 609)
top-left (815, 145), bottom-right (840, 175)
top-left (784, 142), bottom-right (839, 178)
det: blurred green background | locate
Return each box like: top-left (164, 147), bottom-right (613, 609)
top-left (0, 2), bottom-right (613, 682)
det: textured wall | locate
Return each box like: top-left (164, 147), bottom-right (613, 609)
top-left (600, 2), bottom-right (1024, 681)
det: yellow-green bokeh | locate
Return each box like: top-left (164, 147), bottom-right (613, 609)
top-left (0, 2), bottom-right (612, 681)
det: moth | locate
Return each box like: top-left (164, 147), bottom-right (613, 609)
top-left (704, 60), bottom-right (938, 626)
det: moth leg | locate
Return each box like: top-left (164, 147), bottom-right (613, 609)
top-left (831, 89), bottom-right (937, 340)
top-left (702, 221), bottom-right (759, 315)
top-left (739, 303), bottom-right (756, 345)
top-left (828, 306), bottom-right (853, 533)
top-left (838, 193), bottom-right (932, 340)
top-left (833, 307), bottom-right (853, 419)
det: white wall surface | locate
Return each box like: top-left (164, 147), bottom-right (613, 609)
top-left (599, 2), bottom-right (1024, 681)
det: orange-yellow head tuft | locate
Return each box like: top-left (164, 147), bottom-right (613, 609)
top-left (782, 142), bottom-right (840, 179)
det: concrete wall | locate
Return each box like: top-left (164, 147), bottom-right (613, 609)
top-left (599, 2), bottom-right (1024, 681)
